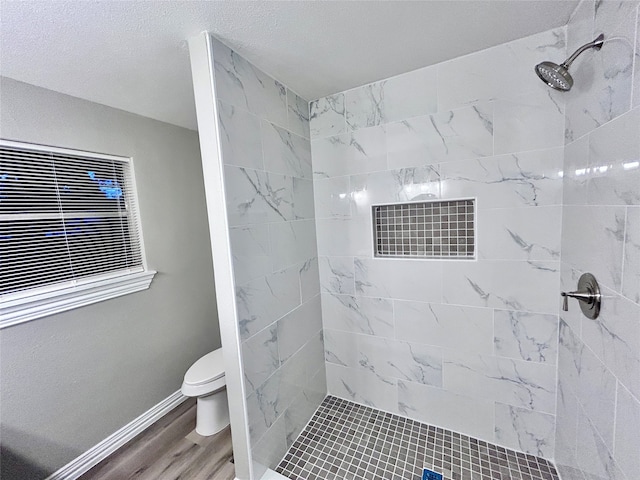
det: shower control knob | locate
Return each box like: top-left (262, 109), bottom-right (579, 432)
top-left (560, 273), bottom-right (601, 319)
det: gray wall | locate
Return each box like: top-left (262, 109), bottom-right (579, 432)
top-left (555, 1), bottom-right (640, 480)
top-left (0, 77), bottom-right (220, 478)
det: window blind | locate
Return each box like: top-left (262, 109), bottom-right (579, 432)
top-left (0, 141), bottom-right (144, 296)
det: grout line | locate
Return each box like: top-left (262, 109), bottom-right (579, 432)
top-left (612, 379), bottom-right (620, 458)
top-left (630, 3), bottom-right (639, 109)
top-left (620, 206), bottom-right (629, 297)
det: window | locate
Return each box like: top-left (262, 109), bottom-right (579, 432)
top-left (373, 199), bottom-right (476, 259)
top-left (0, 139), bottom-right (155, 328)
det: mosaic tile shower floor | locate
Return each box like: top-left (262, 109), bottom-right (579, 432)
top-left (276, 396), bottom-right (559, 480)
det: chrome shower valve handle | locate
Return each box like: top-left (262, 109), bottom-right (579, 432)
top-left (561, 291), bottom-right (596, 310)
top-left (560, 273), bottom-right (601, 319)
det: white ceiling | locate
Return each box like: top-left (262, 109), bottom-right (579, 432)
top-left (0, 1), bottom-right (579, 131)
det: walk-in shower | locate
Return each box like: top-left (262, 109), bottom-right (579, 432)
top-left (535, 33), bottom-right (605, 90)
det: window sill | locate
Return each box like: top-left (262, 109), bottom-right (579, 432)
top-left (0, 270), bottom-right (156, 329)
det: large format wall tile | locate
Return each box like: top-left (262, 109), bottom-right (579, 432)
top-left (355, 257), bottom-right (443, 302)
top-left (477, 206), bottom-right (562, 261)
top-left (440, 148), bottom-right (564, 209)
top-left (344, 66), bottom-right (437, 130)
top-left (243, 325), bottom-right (280, 392)
top-left (310, 93), bottom-right (346, 139)
top-left (493, 310), bottom-right (559, 365)
top-left (623, 207), bottom-right (640, 303)
top-left (269, 220), bottom-right (317, 271)
top-left (229, 224), bottom-right (272, 285)
top-left (561, 205), bottom-right (626, 292)
top-left (287, 89), bottom-right (310, 139)
top-left (554, 379), bottom-right (580, 467)
top-left (493, 92), bottom-right (565, 155)
top-left (284, 385), bottom-right (322, 447)
top-left (564, 0), bottom-right (636, 142)
top-left (443, 351), bottom-right (557, 414)
top-left (556, 6), bottom-right (640, 474)
top-left (587, 107), bottom-right (640, 206)
top-left (313, 176), bottom-right (352, 219)
top-left (218, 101), bottom-right (263, 170)
top-left (277, 296), bottom-right (323, 363)
top-left (326, 363), bottom-right (398, 412)
top-left (394, 301), bottom-right (494, 355)
top-left (213, 39), bottom-right (325, 473)
top-left (442, 260), bottom-right (560, 314)
top-left (247, 330), bottom-right (324, 446)
top-left (437, 27), bottom-right (566, 112)
top-left (358, 336), bottom-right (443, 387)
top-left (252, 415), bottom-right (287, 479)
top-left (398, 380), bottom-right (495, 441)
top-left (315, 216), bottom-right (371, 257)
top-left (494, 403), bottom-right (555, 458)
top-left (299, 257), bottom-right (320, 303)
top-left (581, 285), bottom-right (640, 400)
top-left (324, 329), bottom-right (359, 368)
top-left (350, 166), bottom-right (441, 216)
top-left (246, 366), bottom-right (299, 444)
top-left (262, 120), bottom-right (312, 179)
top-left (557, 320), bottom-right (583, 397)
top-left (321, 293), bottom-right (394, 337)
top-left (212, 38), bottom-right (288, 127)
top-left (319, 256), bottom-right (355, 295)
top-left (635, 5), bottom-right (640, 109)
top-left (236, 265), bottom-right (301, 341)
top-left (577, 342), bottom-right (617, 452)
top-left (224, 166), bottom-right (300, 225)
top-left (575, 405), bottom-right (626, 480)
top-left (385, 103), bottom-right (493, 169)
top-left (566, 0), bottom-right (594, 55)
top-left (311, 126), bottom-right (387, 178)
top-left (562, 135), bottom-right (589, 206)
top-left (614, 383), bottom-right (640, 480)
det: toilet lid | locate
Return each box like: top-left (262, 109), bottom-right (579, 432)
top-left (184, 349), bottom-right (225, 386)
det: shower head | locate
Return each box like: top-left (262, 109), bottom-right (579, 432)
top-left (535, 34), bottom-right (604, 91)
top-left (535, 61), bottom-right (573, 91)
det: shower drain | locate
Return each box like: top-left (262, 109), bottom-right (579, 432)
top-left (422, 468), bottom-right (443, 480)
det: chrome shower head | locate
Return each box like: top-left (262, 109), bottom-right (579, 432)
top-left (535, 61), bottom-right (573, 91)
top-left (535, 34), bottom-right (604, 91)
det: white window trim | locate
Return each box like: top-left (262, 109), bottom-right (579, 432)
top-left (0, 269), bottom-right (156, 329)
top-left (0, 139), bottom-right (156, 329)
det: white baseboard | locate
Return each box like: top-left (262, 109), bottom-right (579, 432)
top-left (46, 390), bottom-right (188, 480)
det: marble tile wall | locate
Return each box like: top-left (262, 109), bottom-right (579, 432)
top-left (311, 26), bottom-right (568, 460)
top-left (554, 2), bottom-right (640, 480)
top-left (210, 38), bottom-right (326, 477)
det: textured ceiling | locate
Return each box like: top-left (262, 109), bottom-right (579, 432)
top-left (0, 1), bottom-right (578, 131)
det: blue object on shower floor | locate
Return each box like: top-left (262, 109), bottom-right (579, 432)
top-left (422, 468), bottom-right (443, 480)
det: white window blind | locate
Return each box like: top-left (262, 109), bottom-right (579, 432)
top-left (0, 140), bottom-right (148, 301)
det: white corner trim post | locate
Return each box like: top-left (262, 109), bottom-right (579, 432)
top-left (188, 32), bottom-right (253, 480)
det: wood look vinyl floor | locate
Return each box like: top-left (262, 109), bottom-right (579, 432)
top-left (79, 398), bottom-right (235, 480)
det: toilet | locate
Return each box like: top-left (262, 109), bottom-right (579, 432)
top-left (181, 348), bottom-right (230, 436)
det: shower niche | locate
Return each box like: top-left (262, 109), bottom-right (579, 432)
top-left (372, 198), bottom-right (476, 259)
